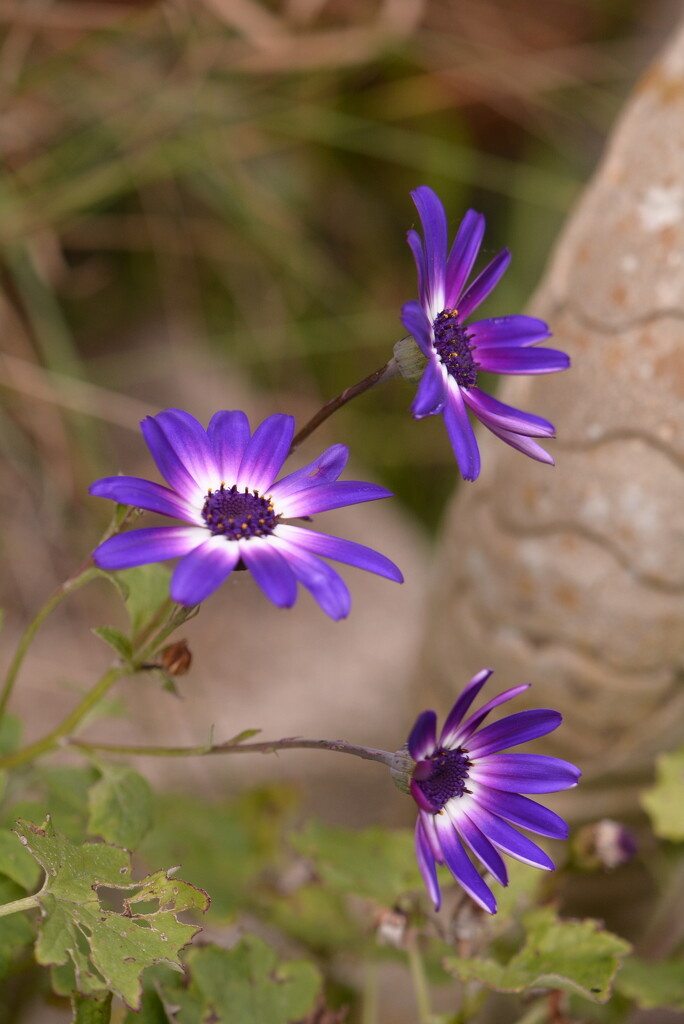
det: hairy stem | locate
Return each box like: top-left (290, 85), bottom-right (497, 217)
top-left (290, 358), bottom-right (399, 452)
top-left (0, 893), bottom-right (41, 919)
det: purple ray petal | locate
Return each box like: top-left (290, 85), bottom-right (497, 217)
top-left (141, 415), bottom-right (206, 503)
top-left (89, 476), bottom-right (197, 522)
top-left (269, 444), bottom-right (349, 502)
top-left (448, 802), bottom-right (508, 886)
top-left (170, 536), bottom-right (241, 605)
top-left (411, 186), bottom-right (447, 309)
top-left (464, 804), bottom-right (554, 870)
top-left (240, 541), bottom-right (298, 608)
top-left (149, 410), bottom-right (216, 490)
top-left (268, 536), bottom-right (351, 620)
top-left (477, 346), bottom-right (570, 375)
top-left (411, 358), bottom-right (447, 418)
top-left (471, 754), bottom-right (581, 793)
top-left (207, 411), bottom-right (251, 483)
top-left (483, 420), bottom-right (555, 465)
top-left (442, 384), bottom-right (481, 482)
top-left (434, 813), bottom-right (497, 914)
top-left (277, 480), bottom-right (393, 519)
top-left (407, 229), bottom-right (426, 302)
top-left (455, 684), bottom-right (531, 746)
top-left (468, 315), bottom-right (551, 348)
top-left (420, 810), bottom-right (445, 863)
top-left (236, 414), bottom-right (295, 493)
top-left (439, 668), bottom-right (494, 747)
top-left (462, 388), bottom-right (555, 438)
top-left (401, 300), bottom-right (433, 357)
top-left (275, 525), bottom-right (403, 582)
top-left (408, 710), bottom-right (437, 761)
top-left (445, 209), bottom-right (485, 308)
top-left (473, 789), bottom-right (569, 840)
top-left (415, 818), bottom-right (441, 910)
top-left (93, 526), bottom-right (202, 570)
top-left (457, 248), bottom-right (511, 321)
top-left (467, 710), bottom-right (562, 759)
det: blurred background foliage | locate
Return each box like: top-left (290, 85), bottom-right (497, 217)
top-left (0, 0), bottom-right (676, 599)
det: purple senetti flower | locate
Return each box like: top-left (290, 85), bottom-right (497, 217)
top-left (408, 669), bottom-right (580, 913)
top-left (89, 409), bottom-right (403, 618)
top-left (401, 186), bottom-right (570, 481)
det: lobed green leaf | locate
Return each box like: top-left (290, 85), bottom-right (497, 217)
top-left (640, 747), bottom-right (684, 841)
top-left (87, 765), bottom-right (153, 850)
top-left (616, 955), bottom-right (684, 1010)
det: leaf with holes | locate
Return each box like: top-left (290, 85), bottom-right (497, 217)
top-left (14, 818), bottom-right (208, 1010)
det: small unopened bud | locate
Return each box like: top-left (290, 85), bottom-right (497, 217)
top-left (393, 335), bottom-right (428, 383)
top-left (160, 639), bottom-right (192, 677)
top-left (574, 819), bottom-right (637, 871)
top-left (375, 907), bottom-right (409, 949)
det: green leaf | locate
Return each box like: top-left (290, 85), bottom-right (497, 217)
top-left (167, 937), bottom-right (321, 1024)
top-left (641, 747), bottom-right (684, 841)
top-left (38, 765), bottom-right (100, 842)
top-left (0, 876), bottom-right (34, 981)
top-left (290, 820), bottom-right (422, 904)
top-left (91, 626), bottom-right (133, 664)
top-left (71, 991), bottom-right (113, 1024)
top-left (0, 828), bottom-right (41, 890)
top-left (119, 564), bottom-right (171, 638)
top-left (443, 906), bottom-right (631, 1004)
top-left (14, 817), bottom-right (209, 1010)
top-left (88, 766), bottom-right (153, 849)
top-left (123, 987), bottom-right (174, 1023)
top-left (616, 955), bottom-right (684, 1010)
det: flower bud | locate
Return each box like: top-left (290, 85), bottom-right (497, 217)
top-left (393, 335), bottom-right (428, 383)
top-left (574, 819), bottom-right (637, 871)
top-left (160, 639), bottom-right (192, 677)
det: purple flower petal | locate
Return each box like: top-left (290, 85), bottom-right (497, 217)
top-left (448, 803), bottom-right (508, 886)
top-left (401, 300), bottom-right (433, 357)
top-left (408, 711), bottom-right (437, 761)
top-left (93, 526), bottom-right (202, 570)
top-left (455, 684), bottom-right (531, 746)
top-left (483, 421), bottom-right (555, 465)
top-left (268, 536), bottom-right (351, 620)
top-left (236, 414), bottom-right (294, 493)
top-left (467, 710), bottom-right (562, 759)
top-left (170, 537), bottom-right (241, 605)
top-left (207, 410), bottom-right (251, 483)
top-left (269, 444), bottom-right (349, 502)
top-left (439, 668), bottom-right (494, 747)
top-left (277, 480), bottom-right (393, 519)
top-left (473, 789), bottom-right (569, 840)
top-left (462, 387), bottom-right (555, 438)
top-left (464, 803), bottom-right (554, 870)
top-left (468, 315), bottom-right (551, 348)
top-left (471, 753), bottom-right (581, 793)
top-left (239, 541), bottom-right (298, 608)
top-left (477, 346), bottom-right (570, 376)
top-left (457, 248), bottom-right (511, 321)
top-left (141, 415), bottom-right (206, 504)
top-left (445, 209), bottom-right (485, 308)
top-left (407, 229), bottom-right (426, 302)
top-left (89, 476), bottom-right (197, 522)
top-left (149, 410), bottom-right (216, 490)
top-left (435, 813), bottom-right (497, 914)
top-left (411, 358), bottom-right (447, 418)
top-left (411, 186), bottom-right (447, 309)
top-left (275, 525), bottom-right (403, 583)
top-left (420, 810), bottom-right (445, 863)
top-left (415, 818), bottom-right (441, 910)
top-left (442, 384), bottom-right (481, 482)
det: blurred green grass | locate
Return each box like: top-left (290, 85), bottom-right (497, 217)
top-left (0, 0), bottom-right (662, 555)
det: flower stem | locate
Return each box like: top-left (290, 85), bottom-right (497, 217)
top-left (0, 666), bottom-right (128, 771)
top-left (290, 358), bottom-right (399, 452)
top-left (0, 560), bottom-right (97, 724)
top-left (406, 933), bottom-right (432, 1024)
top-left (67, 734), bottom-right (399, 768)
top-left (0, 893), bottom-right (41, 919)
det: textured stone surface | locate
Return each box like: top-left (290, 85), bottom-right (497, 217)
top-left (419, 15), bottom-right (684, 823)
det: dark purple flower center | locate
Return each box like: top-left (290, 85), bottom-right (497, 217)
top-left (412, 747), bottom-right (471, 810)
top-left (432, 308), bottom-right (478, 388)
top-left (201, 483), bottom-right (278, 540)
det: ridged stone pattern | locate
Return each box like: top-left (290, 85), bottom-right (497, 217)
top-left (418, 16), bottom-right (684, 826)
